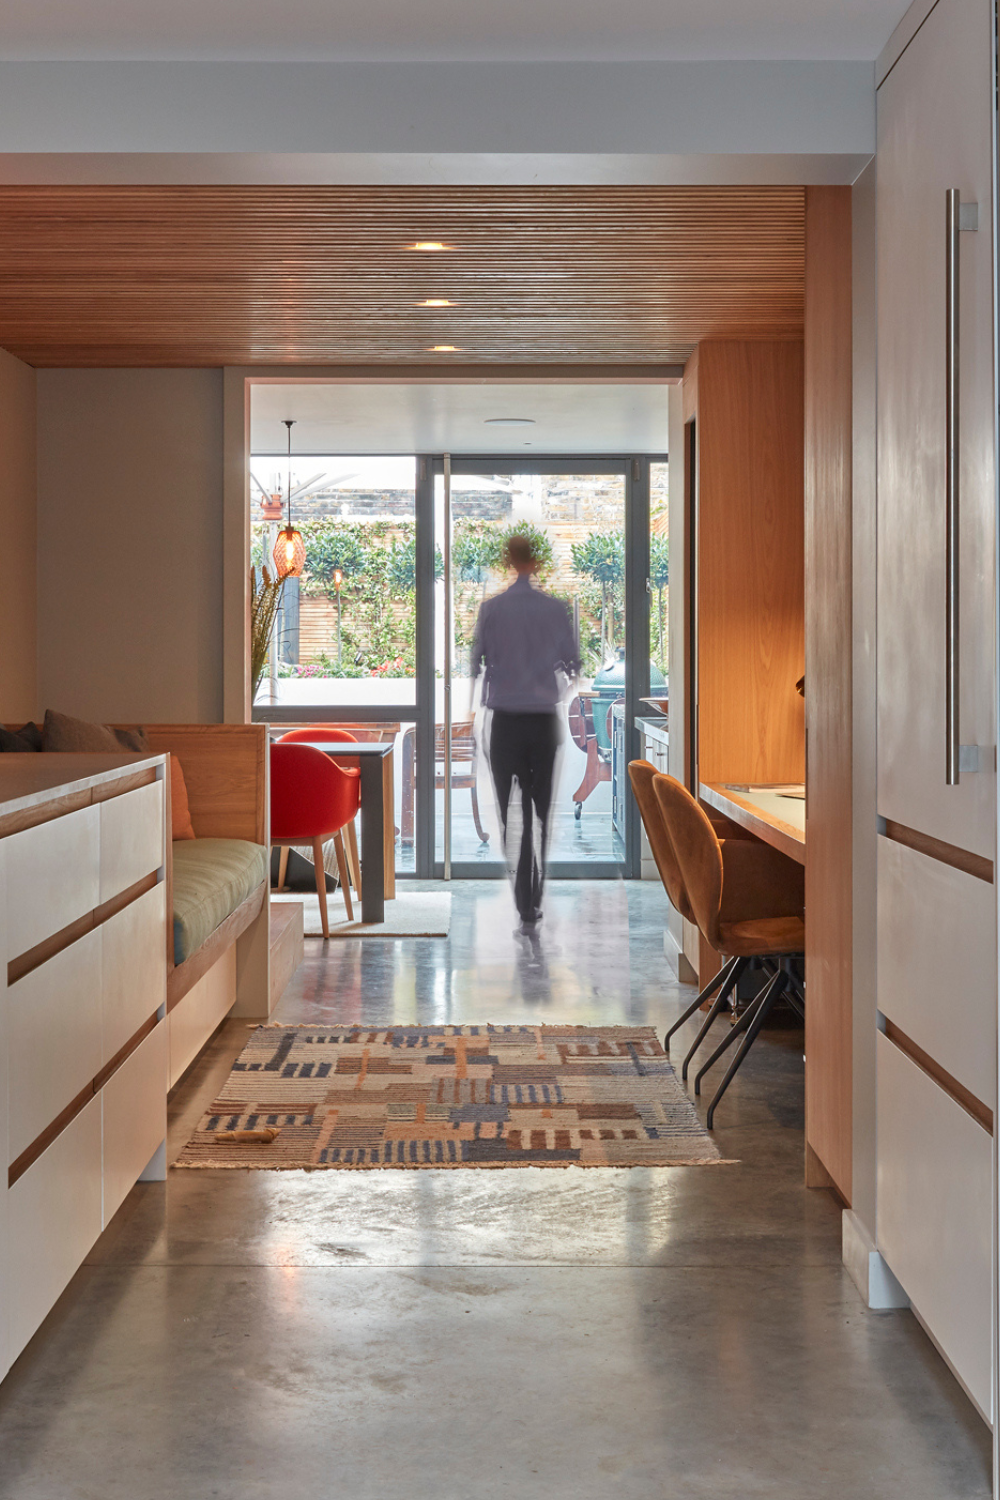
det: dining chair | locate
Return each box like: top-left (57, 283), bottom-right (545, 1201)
top-left (277, 726), bottom-right (361, 891)
top-left (629, 759), bottom-right (748, 1067)
top-left (629, 759), bottom-right (767, 1080)
top-left (400, 721), bottom-right (488, 846)
top-left (652, 771), bottom-right (805, 1128)
top-left (270, 742), bottom-right (362, 936)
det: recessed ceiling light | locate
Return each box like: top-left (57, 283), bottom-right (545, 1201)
top-left (484, 417), bottom-right (536, 426)
top-left (416, 299), bottom-right (455, 307)
top-left (409, 241), bottom-right (453, 251)
top-left (428, 345), bottom-right (462, 352)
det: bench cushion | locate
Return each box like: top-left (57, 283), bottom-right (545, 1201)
top-left (172, 838), bottom-right (268, 965)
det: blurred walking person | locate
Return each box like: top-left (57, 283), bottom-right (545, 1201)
top-left (472, 534), bottom-right (580, 933)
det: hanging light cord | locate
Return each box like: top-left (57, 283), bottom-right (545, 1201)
top-left (285, 418), bottom-right (294, 531)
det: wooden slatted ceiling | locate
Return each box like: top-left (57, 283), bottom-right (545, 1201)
top-left (0, 185), bottom-right (804, 367)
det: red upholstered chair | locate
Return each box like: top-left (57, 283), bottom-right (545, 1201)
top-left (270, 742), bottom-right (361, 937)
top-left (278, 724), bottom-right (359, 765)
top-left (277, 727), bottom-right (361, 891)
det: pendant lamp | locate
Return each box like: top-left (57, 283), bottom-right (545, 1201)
top-left (273, 419), bottom-right (306, 579)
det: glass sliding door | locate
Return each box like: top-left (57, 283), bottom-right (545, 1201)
top-left (432, 457), bottom-right (653, 878)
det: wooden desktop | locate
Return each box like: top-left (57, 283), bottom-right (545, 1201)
top-left (699, 782), bottom-right (805, 866)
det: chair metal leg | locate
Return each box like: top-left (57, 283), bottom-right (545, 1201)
top-left (313, 837), bottom-right (332, 938)
top-left (706, 971), bottom-right (788, 1129)
top-left (665, 954), bottom-right (740, 1053)
top-left (693, 987), bottom-right (766, 1094)
top-left (681, 957), bottom-right (748, 1081)
top-left (470, 782), bottom-right (490, 844)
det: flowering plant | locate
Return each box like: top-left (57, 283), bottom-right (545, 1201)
top-left (370, 656), bottom-right (405, 678)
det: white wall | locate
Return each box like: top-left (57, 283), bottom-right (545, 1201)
top-left (0, 348), bottom-right (37, 724)
top-left (0, 61), bottom-right (874, 164)
top-left (36, 369), bottom-right (225, 724)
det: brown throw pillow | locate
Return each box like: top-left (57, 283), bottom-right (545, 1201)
top-left (0, 723), bottom-right (41, 752)
top-left (114, 725), bottom-right (152, 752)
top-left (43, 708), bottom-right (120, 752)
top-left (42, 709), bottom-right (151, 754)
top-left (170, 756), bottom-right (196, 840)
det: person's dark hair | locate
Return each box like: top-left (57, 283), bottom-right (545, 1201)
top-left (504, 533), bottom-right (539, 570)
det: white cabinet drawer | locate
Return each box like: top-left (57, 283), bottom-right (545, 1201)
top-left (99, 781), bottom-right (164, 904)
top-left (5, 805), bottom-right (99, 955)
top-left (6, 1092), bottom-right (102, 1365)
top-left (876, 1031), bottom-right (992, 1415)
top-left (877, 835), bottom-right (995, 1105)
top-left (7, 927), bottom-right (103, 1165)
top-left (102, 1022), bottom-right (167, 1227)
top-left (101, 883), bottom-right (166, 1062)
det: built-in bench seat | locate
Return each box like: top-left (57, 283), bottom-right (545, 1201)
top-left (137, 725), bottom-right (275, 1085)
top-left (172, 837), bottom-right (269, 965)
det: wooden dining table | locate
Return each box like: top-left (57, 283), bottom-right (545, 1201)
top-left (298, 741), bottom-right (395, 923)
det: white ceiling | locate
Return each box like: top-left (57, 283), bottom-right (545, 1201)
top-left (0, 0), bottom-right (912, 63)
top-left (250, 383), bottom-right (672, 456)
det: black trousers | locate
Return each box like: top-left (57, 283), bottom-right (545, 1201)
top-left (487, 710), bottom-right (560, 922)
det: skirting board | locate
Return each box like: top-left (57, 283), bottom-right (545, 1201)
top-left (664, 924), bottom-right (698, 985)
top-left (910, 1306), bottom-right (992, 1428)
top-left (842, 1209), bottom-right (909, 1309)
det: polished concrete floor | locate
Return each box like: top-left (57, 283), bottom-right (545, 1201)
top-left (0, 881), bottom-right (990, 1499)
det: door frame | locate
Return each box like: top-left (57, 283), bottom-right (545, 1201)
top-left (422, 452), bottom-right (657, 880)
top-left (228, 370), bottom-right (669, 882)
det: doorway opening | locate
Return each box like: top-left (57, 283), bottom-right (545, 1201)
top-left (245, 381), bottom-right (670, 880)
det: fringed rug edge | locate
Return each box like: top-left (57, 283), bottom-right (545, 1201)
top-left (172, 1156), bottom-right (739, 1171)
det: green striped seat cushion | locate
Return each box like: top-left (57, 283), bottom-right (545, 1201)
top-left (172, 838), bottom-right (268, 966)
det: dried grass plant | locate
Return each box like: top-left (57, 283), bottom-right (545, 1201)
top-left (250, 565), bottom-right (286, 700)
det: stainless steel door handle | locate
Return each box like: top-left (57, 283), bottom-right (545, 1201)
top-left (945, 188), bottom-right (960, 784)
top-left (944, 190), bottom-right (978, 785)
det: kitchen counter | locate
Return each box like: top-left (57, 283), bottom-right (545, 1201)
top-left (0, 754), bottom-right (163, 834)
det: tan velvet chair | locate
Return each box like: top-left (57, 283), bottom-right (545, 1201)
top-left (629, 760), bottom-right (751, 1066)
top-left (652, 771), bottom-right (805, 1128)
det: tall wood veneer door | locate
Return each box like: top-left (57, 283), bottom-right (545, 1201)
top-left (876, 0), bottom-right (996, 857)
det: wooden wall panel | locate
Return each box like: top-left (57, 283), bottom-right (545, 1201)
top-left (0, 186), bottom-right (804, 368)
top-left (142, 725), bottom-right (267, 845)
top-left (682, 345), bottom-right (699, 425)
top-left (803, 186), bottom-right (853, 1201)
top-left (0, 349), bottom-right (36, 722)
top-left (693, 340), bottom-right (806, 787)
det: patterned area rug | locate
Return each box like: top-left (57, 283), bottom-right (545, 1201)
top-left (175, 1025), bottom-right (727, 1170)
